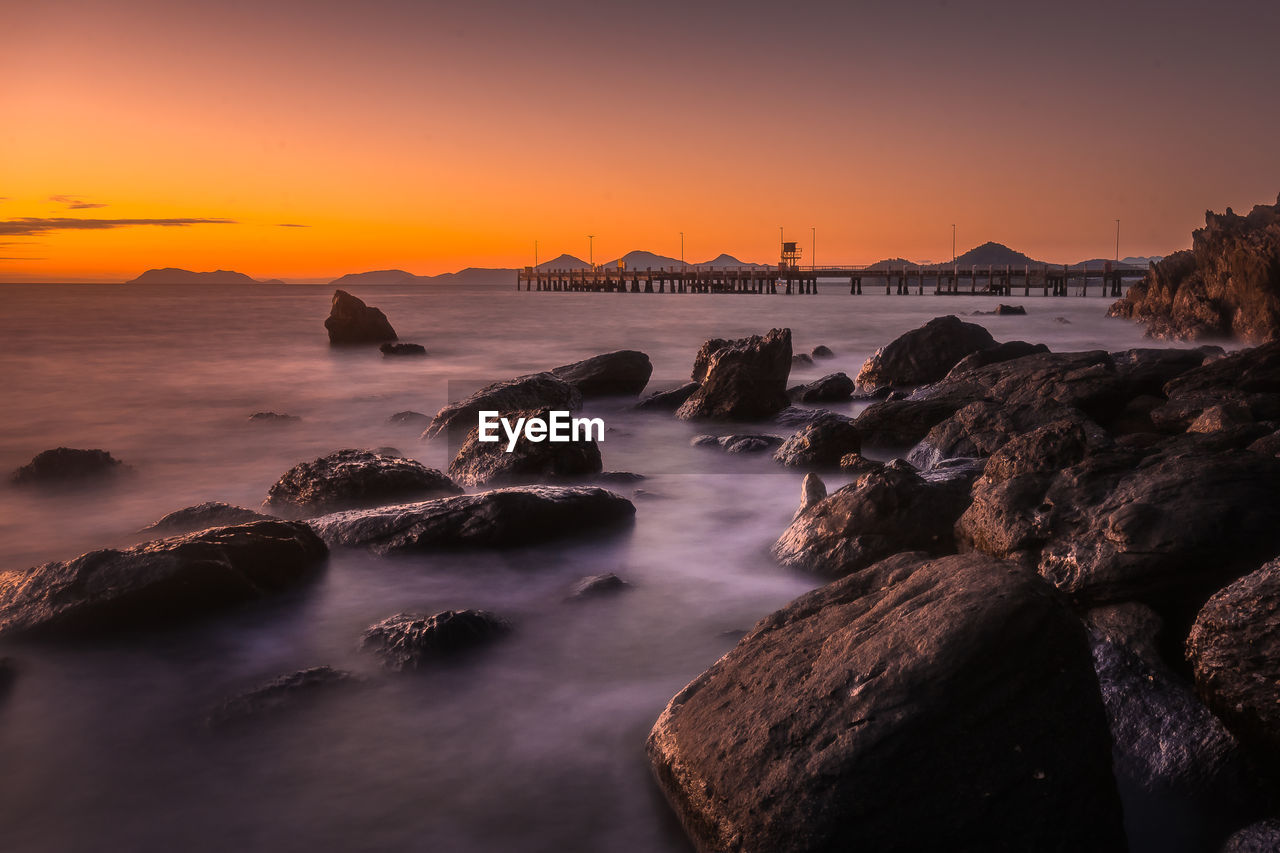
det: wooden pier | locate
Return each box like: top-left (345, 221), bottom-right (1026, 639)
top-left (517, 263), bottom-right (1148, 298)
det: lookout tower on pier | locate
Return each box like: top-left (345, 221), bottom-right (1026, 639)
top-left (780, 241), bottom-right (802, 270)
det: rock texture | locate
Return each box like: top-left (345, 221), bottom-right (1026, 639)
top-left (0, 521), bottom-right (328, 637)
top-left (424, 373), bottom-right (582, 439)
top-left (380, 342), bottom-right (426, 356)
top-left (207, 666), bottom-right (356, 727)
top-left (141, 502), bottom-right (275, 535)
top-left (566, 573), bottom-right (631, 600)
top-left (647, 552), bottom-right (1126, 853)
top-left (309, 486), bottom-right (635, 554)
top-left (11, 448), bottom-right (123, 484)
top-left (676, 329), bottom-right (792, 421)
top-left (324, 289), bottom-right (397, 344)
top-left (265, 449), bottom-right (460, 514)
top-left (854, 315), bottom-right (996, 390)
top-left (787, 372), bottom-right (854, 403)
top-left (691, 434), bottom-right (785, 454)
top-left (772, 412), bottom-right (861, 468)
top-left (447, 409), bottom-right (602, 487)
top-left (550, 350), bottom-right (652, 397)
top-left (635, 382), bottom-right (700, 411)
top-left (1109, 195), bottom-right (1280, 342)
top-left (361, 610), bottom-right (509, 670)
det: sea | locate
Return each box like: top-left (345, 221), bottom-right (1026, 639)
top-left (0, 280), bottom-right (1158, 852)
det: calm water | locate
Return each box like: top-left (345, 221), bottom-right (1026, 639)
top-left (0, 280), bottom-right (1152, 852)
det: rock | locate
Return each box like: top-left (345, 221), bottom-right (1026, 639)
top-left (0, 521), bottom-right (328, 638)
top-left (647, 552), bottom-right (1126, 853)
top-left (635, 382), bottom-right (699, 411)
top-left (690, 338), bottom-right (731, 383)
top-left (1221, 820), bottom-right (1280, 852)
top-left (1109, 196), bottom-right (1280, 343)
top-left (675, 328), bottom-right (792, 421)
top-left (446, 408), bottom-right (602, 487)
top-left (324, 289), bottom-right (397, 344)
top-left (207, 666), bottom-right (356, 728)
top-left (309, 486), bottom-right (635, 555)
top-left (424, 373), bottom-right (582, 439)
top-left (11, 448), bottom-right (123, 485)
top-left (1248, 429), bottom-right (1280, 456)
top-left (772, 464), bottom-right (973, 578)
top-left (248, 412), bottom-right (299, 424)
top-left (1110, 347), bottom-right (1217, 398)
top-left (907, 401), bottom-right (1107, 470)
top-left (946, 340), bottom-right (1049, 376)
top-left (566, 573), bottom-right (631, 600)
top-left (797, 473), bottom-right (825, 515)
top-left (265, 449), bottom-right (461, 514)
top-left (811, 344), bottom-right (835, 358)
top-left (1151, 340), bottom-right (1280, 431)
top-left (692, 434), bottom-right (785, 454)
top-left (1187, 559), bottom-right (1280, 763)
top-left (996, 303), bottom-right (1027, 315)
top-left (361, 610), bottom-right (509, 671)
top-left (1085, 606), bottom-right (1261, 845)
top-left (851, 397), bottom-right (968, 448)
top-left (773, 412), bottom-right (861, 468)
top-left (388, 410), bottom-right (431, 429)
top-left (380, 342), bottom-right (426, 356)
top-left (773, 406), bottom-right (835, 428)
top-left (854, 315), bottom-right (997, 390)
top-left (1188, 402), bottom-right (1255, 433)
top-left (788, 372), bottom-right (854, 403)
top-left (141, 502), bottom-right (275, 535)
top-left (550, 350), bottom-right (652, 397)
top-left (790, 353), bottom-right (813, 367)
top-left (838, 452), bottom-right (884, 476)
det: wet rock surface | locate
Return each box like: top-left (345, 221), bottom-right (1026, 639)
top-left (207, 666), bottom-right (357, 728)
top-left (691, 433), bottom-right (785, 454)
top-left (787, 371), bottom-right (854, 403)
top-left (447, 408), bottom-right (602, 487)
top-left (0, 521), bottom-right (328, 638)
top-left (424, 373), bottom-right (582, 439)
top-left (380, 342), bottom-right (426, 356)
top-left (676, 328), bottom-right (792, 421)
top-left (647, 552), bottom-right (1126, 853)
top-left (324, 289), bottom-right (397, 344)
top-left (361, 610), bottom-right (510, 671)
top-left (550, 350), bottom-right (652, 397)
top-left (141, 502), bottom-right (275, 535)
top-left (566, 573), bottom-right (631, 600)
top-left (854, 315), bottom-right (996, 390)
top-left (309, 486), bottom-right (635, 555)
top-left (634, 381), bottom-right (699, 411)
top-left (265, 449), bottom-right (461, 514)
top-left (772, 412), bottom-right (861, 468)
top-left (248, 411), bottom-right (300, 424)
top-left (11, 447), bottom-right (123, 485)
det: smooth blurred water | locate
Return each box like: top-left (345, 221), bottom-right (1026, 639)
top-left (0, 280), bottom-right (1153, 853)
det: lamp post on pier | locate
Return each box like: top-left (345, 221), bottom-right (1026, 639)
top-left (1115, 219), bottom-right (1120, 262)
top-left (587, 235), bottom-right (594, 269)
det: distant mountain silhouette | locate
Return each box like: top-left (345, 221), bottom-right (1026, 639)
top-left (1069, 258), bottom-right (1151, 271)
top-left (949, 242), bottom-right (1044, 267)
top-left (599, 250), bottom-right (682, 269)
top-left (865, 257), bottom-right (916, 270)
top-left (536, 254), bottom-right (590, 271)
top-left (124, 268), bottom-right (267, 285)
top-left (697, 253), bottom-right (768, 269)
top-left (330, 269), bottom-right (421, 286)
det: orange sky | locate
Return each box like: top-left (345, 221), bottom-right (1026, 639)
top-left (3, 0), bottom-right (1279, 282)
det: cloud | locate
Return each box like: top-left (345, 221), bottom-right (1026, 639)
top-left (276, 222), bottom-right (309, 227)
top-left (0, 257), bottom-right (47, 260)
top-left (0, 217), bottom-right (237, 236)
top-left (50, 195), bottom-right (108, 209)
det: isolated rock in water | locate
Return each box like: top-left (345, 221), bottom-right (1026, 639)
top-left (773, 412), bottom-right (861, 468)
top-left (788, 372), bottom-right (854, 403)
top-left (0, 521), bottom-right (328, 638)
top-left (361, 610), bottom-right (509, 671)
top-left (1187, 558), bottom-right (1280, 763)
top-left (791, 353), bottom-right (813, 367)
top-left (424, 372), bottom-right (582, 439)
top-left (647, 552), bottom-right (1125, 853)
top-left (566, 573), bottom-right (631, 600)
top-left (388, 410), bottom-right (431, 429)
top-left (11, 448), bottom-right (123, 485)
top-left (380, 342), bottom-right (426, 356)
top-left (248, 411), bottom-right (299, 424)
top-left (309, 486), bottom-right (635, 555)
top-left (852, 398), bottom-right (968, 448)
top-left (141, 502), bottom-right (275, 535)
top-left (550, 350), bottom-right (652, 397)
top-left (324, 289), bottom-right (397, 344)
top-left (772, 464), bottom-right (972, 578)
top-left (634, 382), bottom-right (699, 411)
top-left (676, 328), bottom-right (792, 421)
top-left (207, 666), bottom-right (356, 728)
top-left (447, 408), bottom-right (602, 487)
top-left (854, 315), bottom-right (997, 390)
top-left (811, 344), bottom-right (835, 358)
top-left (691, 434), bottom-right (785, 454)
top-left (1222, 820), bottom-right (1280, 853)
top-left (1109, 196), bottom-right (1280, 343)
top-left (265, 449), bottom-right (461, 514)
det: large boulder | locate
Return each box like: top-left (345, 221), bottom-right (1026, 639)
top-left (945, 340), bottom-right (1048, 376)
top-left (0, 521), bottom-right (328, 638)
top-left (851, 397), bottom-right (968, 448)
top-left (647, 552), bottom-right (1126, 853)
top-left (446, 408), bottom-right (602, 487)
top-left (141, 502), bottom-right (275, 535)
top-left (424, 373), bottom-right (582, 439)
top-left (772, 412), bottom-right (861, 468)
top-left (324, 289), bottom-right (397, 344)
top-left (308, 486), bottom-right (635, 555)
top-left (676, 328), bottom-right (792, 421)
top-left (1222, 821), bottom-right (1280, 852)
top-left (908, 401), bottom-right (1107, 470)
top-left (361, 610), bottom-right (509, 671)
top-left (11, 447), bottom-right (123, 485)
top-left (772, 463), bottom-right (973, 578)
top-left (787, 372), bottom-right (854, 403)
top-left (635, 382), bottom-right (699, 412)
top-left (854, 315), bottom-right (997, 390)
top-left (1187, 559), bottom-right (1280, 764)
top-left (1150, 340), bottom-right (1280, 432)
top-left (265, 449), bottom-right (461, 515)
top-left (1109, 196), bottom-right (1280, 343)
top-left (550, 350), bottom-right (652, 397)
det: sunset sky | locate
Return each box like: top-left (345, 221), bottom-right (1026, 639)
top-left (3, 0), bottom-right (1279, 282)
